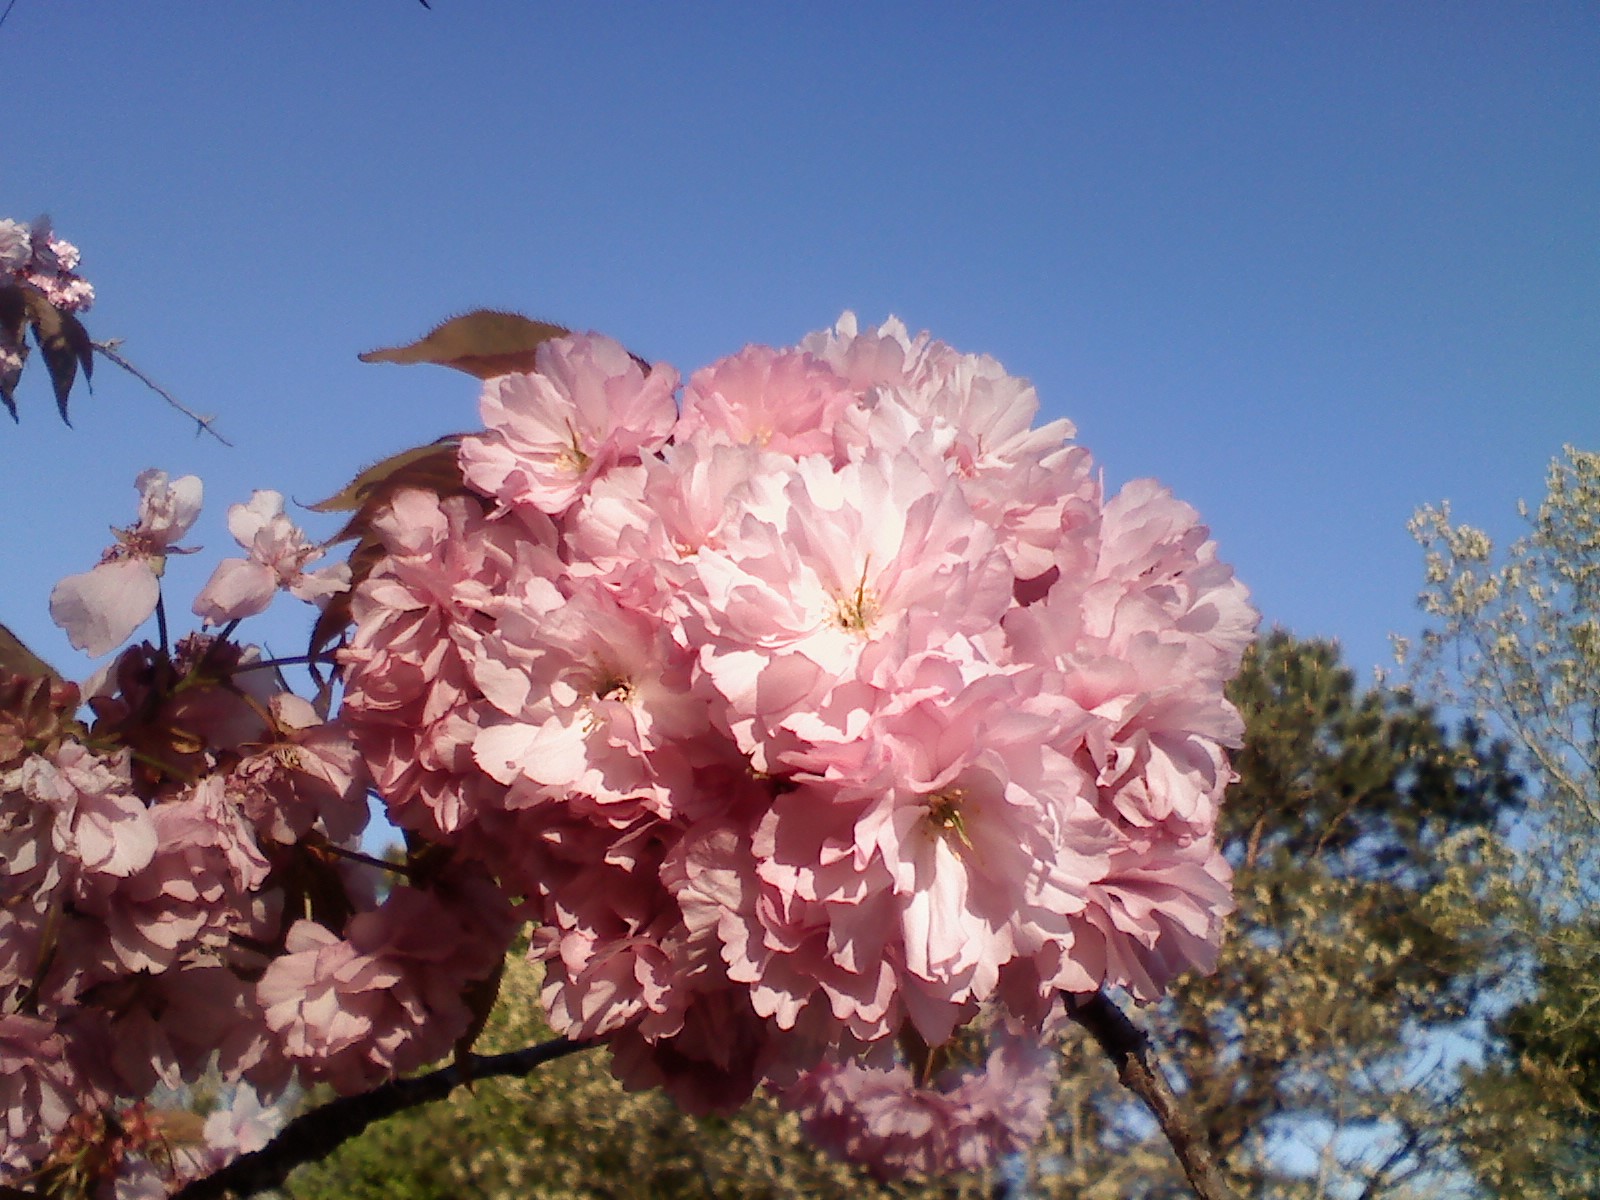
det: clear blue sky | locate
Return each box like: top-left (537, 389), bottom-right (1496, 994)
top-left (2, 2), bottom-right (1595, 683)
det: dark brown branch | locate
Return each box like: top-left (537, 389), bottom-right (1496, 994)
top-left (92, 341), bottom-right (233, 446)
top-left (1066, 991), bottom-right (1242, 1200)
top-left (170, 1037), bottom-right (590, 1200)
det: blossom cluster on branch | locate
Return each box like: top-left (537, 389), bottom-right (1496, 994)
top-left (2, 298), bottom-right (1255, 1193)
top-left (1, 217), bottom-right (96, 420)
top-left (337, 315), bottom-right (1256, 1168)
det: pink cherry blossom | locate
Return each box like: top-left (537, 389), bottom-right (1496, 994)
top-left (0, 312), bottom-right (1257, 1186)
top-left (0, 220), bottom-right (28, 274)
top-left (328, 314), bottom-right (1256, 1128)
top-left (675, 344), bottom-right (856, 460)
top-left (4, 216), bottom-right (95, 312)
top-left (50, 469), bottom-right (203, 656)
top-left (459, 332), bottom-right (679, 516)
top-left (227, 694), bottom-right (370, 845)
top-left (194, 490), bottom-right (349, 624)
top-left (20, 742), bottom-right (154, 881)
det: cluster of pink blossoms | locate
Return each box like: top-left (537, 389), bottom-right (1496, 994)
top-left (3, 312), bottom-right (1253, 1187)
top-left (0, 216), bottom-right (95, 397)
top-left (0, 216), bottom-right (94, 314)
top-left (3, 475), bottom-right (515, 1195)
top-left (338, 314), bottom-right (1257, 1172)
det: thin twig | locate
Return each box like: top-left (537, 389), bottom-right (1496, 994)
top-left (92, 341), bottom-right (234, 446)
top-left (170, 1037), bottom-right (591, 1200)
top-left (321, 841), bottom-right (412, 876)
top-left (1066, 991), bottom-right (1242, 1200)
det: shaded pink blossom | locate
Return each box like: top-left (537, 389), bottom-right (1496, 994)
top-left (93, 775), bottom-right (271, 975)
top-left (0, 1014), bottom-right (85, 1171)
top-left (20, 742), bottom-right (154, 881)
top-left (257, 877), bottom-right (514, 1094)
top-left (227, 694), bottom-right (370, 845)
top-left (785, 1026), bottom-right (1056, 1178)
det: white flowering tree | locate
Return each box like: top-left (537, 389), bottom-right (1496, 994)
top-left (2, 224), bottom-right (1257, 1199)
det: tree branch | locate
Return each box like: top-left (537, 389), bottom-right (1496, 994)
top-left (92, 341), bottom-right (234, 446)
top-left (170, 1037), bottom-right (591, 1200)
top-left (1066, 991), bottom-right (1242, 1200)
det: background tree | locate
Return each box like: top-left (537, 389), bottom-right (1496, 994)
top-left (1407, 445), bottom-right (1600, 1198)
top-left (1024, 631), bottom-right (1519, 1198)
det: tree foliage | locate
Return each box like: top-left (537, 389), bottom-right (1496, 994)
top-left (1407, 445), bottom-right (1600, 1197)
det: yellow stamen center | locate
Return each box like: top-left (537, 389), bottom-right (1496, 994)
top-left (833, 560), bottom-right (879, 633)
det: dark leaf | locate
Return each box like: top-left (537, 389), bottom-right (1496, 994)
top-left (24, 290), bottom-right (94, 425)
top-left (454, 952), bottom-right (507, 1075)
top-left (0, 285), bottom-right (29, 420)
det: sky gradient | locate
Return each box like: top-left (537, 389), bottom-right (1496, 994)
top-left (2, 2), bottom-right (1596, 682)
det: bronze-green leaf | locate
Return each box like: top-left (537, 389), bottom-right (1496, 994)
top-left (0, 621), bottom-right (62, 683)
top-left (307, 437), bottom-right (467, 518)
top-left (358, 310), bottom-right (571, 380)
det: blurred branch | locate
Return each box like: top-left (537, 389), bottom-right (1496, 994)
top-left (170, 1037), bottom-right (590, 1200)
top-left (92, 340), bottom-right (233, 446)
top-left (1067, 991), bottom-right (1242, 1200)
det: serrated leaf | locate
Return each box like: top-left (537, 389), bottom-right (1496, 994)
top-left (0, 622), bottom-right (62, 682)
top-left (308, 437), bottom-right (467, 516)
top-left (24, 290), bottom-right (94, 425)
top-left (358, 310), bottom-right (571, 380)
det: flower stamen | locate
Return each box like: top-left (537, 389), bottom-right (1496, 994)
top-left (926, 788), bottom-right (973, 849)
top-left (833, 558), bottom-right (880, 633)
